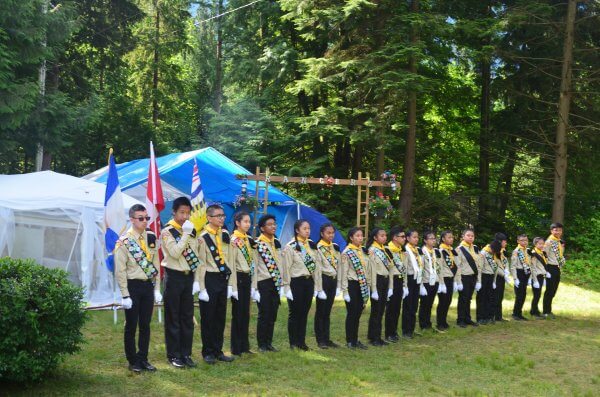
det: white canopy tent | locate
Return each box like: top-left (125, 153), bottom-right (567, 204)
top-left (0, 171), bottom-right (140, 306)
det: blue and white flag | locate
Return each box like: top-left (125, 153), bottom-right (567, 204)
top-left (104, 150), bottom-right (126, 272)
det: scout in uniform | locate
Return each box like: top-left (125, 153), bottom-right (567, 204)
top-left (161, 197), bottom-right (200, 368)
top-left (282, 219), bottom-right (325, 351)
top-left (194, 204), bottom-right (236, 364)
top-left (492, 233), bottom-right (510, 322)
top-left (477, 240), bottom-right (502, 325)
top-left (115, 204), bottom-right (162, 372)
top-left (543, 223), bottom-right (566, 319)
top-left (315, 223), bottom-right (342, 349)
top-left (385, 227), bottom-right (407, 342)
top-left (455, 229), bottom-right (482, 328)
top-left (252, 214), bottom-right (284, 352)
top-left (528, 237), bottom-right (548, 318)
top-left (229, 211), bottom-right (256, 356)
top-left (511, 234), bottom-right (532, 321)
top-left (419, 231), bottom-right (439, 332)
top-left (402, 230), bottom-right (425, 338)
top-left (366, 227), bottom-right (394, 346)
top-left (435, 231), bottom-right (460, 331)
top-left (340, 227), bottom-right (370, 349)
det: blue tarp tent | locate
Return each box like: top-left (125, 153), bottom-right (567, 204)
top-left (85, 147), bottom-right (346, 247)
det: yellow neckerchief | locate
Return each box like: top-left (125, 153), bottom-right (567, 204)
top-left (233, 229), bottom-right (251, 251)
top-left (387, 241), bottom-right (405, 260)
top-left (460, 240), bottom-right (475, 254)
top-left (406, 242), bottom-right (423, 266)
top-left (204, 224), bottom-right (224, 262)
top-left (440, 243), bottom-right (454, 261)
top-left (318, 239), bottom-right (332, 247)
top-left (258, 233), bottom-right (280, 262)
top-left (318, 239), bottom-right (337, 263)
top-left (347, 243), bottom-right (367, 264)
top-left (534, 247), bottom-right (547, 264)
top-left (128, 227), bottom-right (150, 258)
top-left (372, 241), bottom-right (393, 261)
top-left (500, 248), bottom-right (507, 260)
top-left (548, 235), bottom-right (564, 257)
top-left (482, 244), bottom-right (495, 258)
top-left (167, 219), bottom-right (183, 232)
top-left (517, 244), bottom-right (531, 264)
top-left (297, 235), bottom-right (311, 251)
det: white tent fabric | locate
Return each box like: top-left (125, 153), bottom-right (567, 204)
top-left (0, 171), bottom-right (140, 306)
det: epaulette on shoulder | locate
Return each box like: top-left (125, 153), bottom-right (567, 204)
top-left (274, 238), bottom-right (282, 249)
top-left (248, 237), bottom-right (257, 249)
top-left (434, 248), bottom-right (441, 258)
top-left (417, 247), bottom-right (423, 255)
top-left (451, 249), bottom-right (458, 256)
top-left (222, 230), bottom-right (230, 244)
top-left (362, 247), bottom-right (369, 254)
top-left (308, 240), bottom-right (318, 250)
top-left (145, 228), bottom-right (157, 248)
top-left (473, 245), bottom-right (480, 254)
top-left (332, 243), bottom-right (340, 252)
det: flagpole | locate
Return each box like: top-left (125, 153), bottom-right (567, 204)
top-left (108, 148), bottom-right (118, 325)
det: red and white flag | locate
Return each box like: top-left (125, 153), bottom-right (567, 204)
top-left (146, 141), bottom-right (165, 239)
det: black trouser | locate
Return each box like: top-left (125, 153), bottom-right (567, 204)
top-left (231, 272), bottom-right (251, 355)
top-left (419, 282), bottom-right (438, 329)
top-left (314, 275), bottom-right (337, 345)
top-left (124, 279), bottom-right (154, 365)
top-left (436, 277), bottom-right (454, 328)
top-left (257, 278), bottom-right (280, 348)
top-left (492, 275), bottom-right (505, 320)
top-left (513, 269), bottom-right (529, 316)
top-left (543, 265), bottom-right (561, 314)
top-left (457, 274), bottom-right (476, 324)
top-left (402, 274), bottom-right (419, 335)
top-left (530, 274), bottom-right (545, 315)
top-left (164, 268), bottom-right (194, 359)
top-left (385, 276), bottom-right (403, 338)
top-left (345, 280), bottom-right (365, 344)
top-left (476, 273), bottom-right (494, 322)
top-left (368, 274), bottom-right (389, 342)
top-left (199, 272), bottom-right (228, 358)
top-left (288, 276), bottom-right (314, 347)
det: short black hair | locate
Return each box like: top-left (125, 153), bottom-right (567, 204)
top-left (550, 222), bottom-right (564, 230)
top-left (258, 214), bottom-right (276, 229)
top-left (233, 211), bottom-right (250, 230)
top-left (207, 204), bottom-right (224, 216)
top-left (490, 240), bottom-right (502, 256)
top-left (172, 196), bottom-right (192, 212)
top-left (440, 230), bottom-right (453, 241)
top-left (423, 230), bottom-right (436, 241)
top-left (517, 234), bottom-right (528, 240)
top-left (462, 228), bottom-right (474, 237)
top-left (405, 229), bottom-right (419, 239)
top-left (129, 204), bottom-right (146, 218)
top-left (320, 223), bottom-right (335, 235)
top-left (494, 232), bottom-right (508, 242)
top-left (389, 226), bottom-right (404, 238)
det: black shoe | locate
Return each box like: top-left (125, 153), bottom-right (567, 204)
top-left (356, 341), bottom-right (368, 350)
top-left (457, 322), bottom-right (468, 328)
top-left (478, 319), bottom-right (489, 325)
top-left (531, 314), bottom-right (544, 319)
top-left (203, 355), bottom-right (217, 365)
top-left (243, 350), bottom-right (255, 355)
top-left (289, 344), bottom-right (296, 350)
top-left (437, 324), bottom-right (449, 331)
top-left (327, 340), bottom-right (340, 348)
top-left (266, 345), bottom-right (279, 352)
top-left (543, 313), bottom-right (555, 319)
top-left (168, 357), bottom-right (186, 368)
top-left (467, 320), bottom-right (479, 327)
top-left (433, 326), bottom-right (447, 334)
top-left (297, 344), bottom-right (310, 351)
top-left (413, 331), bottom-right (424, 336)
top-left (182, 356), bottom-right (196, 368)
top-left (385, 336), bottom-right (398, 343)
top-left (512, 314), bottom-right (523, 321)
top-left (217, 354), bottom-right (235, 362)
top-left (402, 333), bottom-right (414, 339)
top-left (140, 360), bottom-right (157, 372)
top-left (318, 343), bottom-right (329, 349)
top-left (258, 346), bottom-right (269, 353)
top-left (347, 342), bottom-right (357, 349)
top-left (128, 362), bottom-right (143, 373)
top-left (497, 318), bottom-right (509, 322)
top-left (380, 339), bottom-right (389, 345)
top-left (370, 340), bottom-right (383, 347)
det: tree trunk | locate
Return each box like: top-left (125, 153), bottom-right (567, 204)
top-left (352, 144), bottom-right (363, 178)
top-left (152, 0), bottom-right (160, 127)
top-left (478, 59), bottom-right (491, 226)
top-left (213, 0), bottom-right (224, 113)
top-left (552, 0), bottom-right (576, 223)
top-left (399, 0), bottom-right (419, 223)
top-left (497, 135), bottom-right (517, 224)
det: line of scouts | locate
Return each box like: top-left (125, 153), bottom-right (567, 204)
top-left (115, 197), bottom-right (566, 372)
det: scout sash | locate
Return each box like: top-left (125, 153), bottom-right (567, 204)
top-left (120, 236), bottom-right (158, 279)
top-left (460, 245), bottom-right (479, 275)
top-left (232, 235), bottom-right (256, 276)
top-left (318, 244), bottom-right (339, 270)
top-left (345, 247), bottom-right (370, 303)
top-left (515, 248), bottom-right (531, 274)
top-left (370, 246), bottom-right (392, 269)
top-left (292, 241), bottom-right (317, 274)
top-left (390, 251), bottom-right (406, 275)
top-left (405, 244), bottom-right (423, 283)
top-left (169, 227), bottom-right (200, 271)
top-left (202, 232), bottom-right (232, 280)
top-left (257, 240), bottom-right (283, 292)
top-left (482, 247), bottom-right (498, 274)
top-left (422, 247), bottom-right (437, 285)
top-left (438, 248), bottom-right (458, 275)
top-left (548, 238), bottom-right (566, 267)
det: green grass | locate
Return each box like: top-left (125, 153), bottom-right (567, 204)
top-left (4, 282), bottom-right (600, 396)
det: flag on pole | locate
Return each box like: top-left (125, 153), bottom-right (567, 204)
top-left (104, 149), bottom-right (126, 272)
top-left (146, 141), bottom-right (165, 239)
top-left (189, 157), bottom-right (207, 232)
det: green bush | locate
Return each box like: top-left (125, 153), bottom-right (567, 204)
top-left (0, 257), bottom-right (87, 382)
top-left (561, 257), bottom-right (600, 292)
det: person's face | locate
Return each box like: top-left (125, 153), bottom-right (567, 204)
top-left (407, 232), bottom-right (419, 246)
top-left (463, 231), bottom-right (475, 244)
top-left (375, 230), bottom-right (387, 245)
top-left (392, 231), bottom-right (406, 246)
top-left (424, 234), bottom-right (436, 248)
top-left (173, 205), bottom-right (191, 225)
top-left (350, 230), bottom-right (364, 246)
top-left (261, 218), bottom-right (277, 237)
top-left (500, 240), bottom-right (507, 249)
top-left (535, 240), bottom-right (544, 250)
top-left (518, 237), bottom-right (528, 248)
top-left (208, 208), bottom-right (226, 228)
top-left (130, 210), bottom-right (149, 232)
top-left (321, 226), bottom-right (335, 243)
top-left (442, 233), bottom-right (454, 246)
top-left (236, 215), bottom-right (251, 233)
top-left (297, 222), bottom-right (311, 239)
top-left (551, 227), bottom-right (563, 239)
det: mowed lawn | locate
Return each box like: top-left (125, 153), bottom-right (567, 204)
top-left (6, 282), bottom-right (600, 396)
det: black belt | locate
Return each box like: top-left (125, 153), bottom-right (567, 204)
top-left (165, 267), bottom-right (192, 276)
top-left (323, 274), bottom-right (336, 279)
top-left (293, 275), bottom-right (312, 280)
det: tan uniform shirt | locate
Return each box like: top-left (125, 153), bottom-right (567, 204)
top-left (387, 242), bottom-right (408, 288)
top-left (161, 223), bottom-right (200, 273)
top-left (421, 246), bottom-right (439, 286)
top-left (510, 246), bottom-right (531, 280)
top-left (436, 246), bottom-right (461, 283)
top-left (316, 242), bottom-right (340, 280)
top-left (339, 246), bottom-right (371, 294)
top-left (252, 235), bottom-right (284, 290)
top-left (282, 240), bottom-right (323, 292)
top-left (115, 228), bottom-right (160, 297)
top-left (229, 234), bottom-right (253, 274)
top-left (403, 243), bottom-right (424, 285)
top-left (367, 246), bottom-right (394, 291)
top-left (544, 236), bottom-right (565, 267)
top-left (530, 248), bottom-right (548, 279)
top-left (195, 228), bottom-right (236, 291)
top-left (455, 242), bottom-right (482, 283)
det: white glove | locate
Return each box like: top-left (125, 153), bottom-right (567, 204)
top-left (154, 290), bottom-right (163, 304)
top-left (543, 279), bottom-right (547, 287)
top-left (387, 288), bottom-right (393, 299)
top-left (546, 272), bottom-right (551, 279)
top-left (457, 283), bottom-right (464, 292)
top-left (429, 276), bottom-right (436, 286)
top-left (336, 288), bottom-right (341, 297)
top-left (475, 282), bottom-right (481, 292)
top-left (251, 288), bottom-right (261, 303)
top-left (514, 278), bottom-right (520, 288)
top-left (419, 284), bottom-right (427, 296)
top-left (533, 280), bottom-right (540, 289)
top-left (192, 281), bottom-right (200, 295)
top-left (313, 290), bottom-right (318, 298)
top-left (402, 287), bottom-right (409, 299)
top-left (182, 220), bottom-right (194, 234)
top-left (453, 281), bottom-right (459, 291)
top-left (121, 297), bottom-right (133, 309)
top-left (343, 293), bottom-right (351, 302)
top-left (492, 282), bottom-right (497, 289)
top-left (199, 289), bottom-right (210, 302)
top-left (437, 284), bottom-right (444, 294)
top-left (505, 275), bottom-right (511, 284)
top-left (232, 290), bottom-right (239, 300)
top-left (227, 286), bottom-right (233, 299)
top-left (504, 269), bottom-right (510, 278)
top-left (528, 277), bottom-right (532, 286)
top-left (317, 291), bottom-right (327, 300)
top-left (279, 286), bottom-right (286, 298)
top-left (286, 289), bottom-right (294, 301)
top-left (371, 290), bottom-right (379, 301)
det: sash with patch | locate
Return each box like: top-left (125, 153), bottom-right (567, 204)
top-left (318, 245), bottom-right (339, 270)
top-left (292, 241), bottom-right (317, 274)
top-left (202, 232), bottom-right (232, 280)
top-left (168, 227), bottom-right (200, 271)
top-left (529, 248), bottom-right (548, 270)
top-left (232, 236), bottom-right (256, 276)
top-left (482, 250), bottom-right (498, 274)
top-left (390, 251), bottom-right (406, 275)
top-left (345, 248), bottom-right (370, 303)
top-left (436, 248), bottom-right (458, 276)
top-left (257, 240), bottom-right (283, 292)
top-left (370, 246), bottom-right (392, 270)
top-left (515, 248), bottom-right (531, 274)
top-left (549, 239), bottom-right (566, 267)
top-left (460, 246), bottom-right (479, 275)
top-left (120, 237), bottom-right (158, 279)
